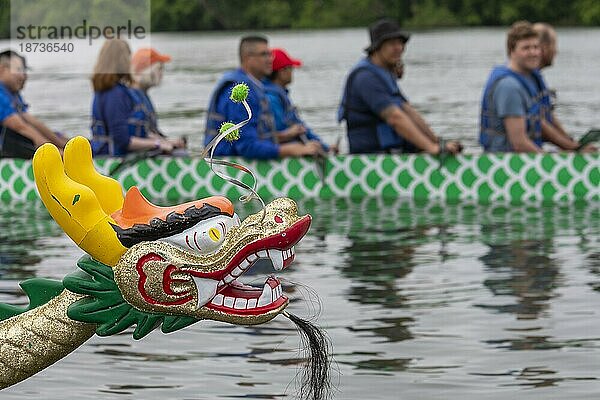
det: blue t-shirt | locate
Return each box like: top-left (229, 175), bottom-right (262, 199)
top-left (343, 62), bottom-right (407, 153)
top-left (0, 82), bottom-right (28, 123)
top-left (491, 75), bottom-right (536, 137)
top-left (211, 72), bottom-right (279, 159)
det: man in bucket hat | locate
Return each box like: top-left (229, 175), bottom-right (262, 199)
top-left (338, 18), bottom-right (462, 154)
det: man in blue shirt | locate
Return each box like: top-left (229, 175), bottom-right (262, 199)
top-left (263, 48), bottom-right (334, 153)
top-left (0, 50), bottom-right (67, 158)
top-left (338, 19), bottom-right (461, 155)
top-left (532, 23), bottom-right (596, 152)
top-left (480, 21), bottom-right (584, 152)
top-left (205, 36), bottom-right (322, 159)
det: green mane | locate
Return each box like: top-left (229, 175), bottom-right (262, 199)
top-left (64, 256), bottom-right (200, 339)
top-left (0, 278), bottom-right (64, 321)
top-left (0, 256), bottom-right (200, 339)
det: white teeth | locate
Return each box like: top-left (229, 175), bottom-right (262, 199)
top-left (257, 284), bottom-right (273, 307)
top-left (239, 258), bottom-right (251, 270)
top-left (231, 266), bottom-right (243, 277)
top-left (272, 284), bottom-right (282, 301)
top-left (247, 253), bottom-right (258, 262)
top-left (234, 298), bottom-right (248, 309)
top-left (192, 277), bottom-right (218, 309)
top-left (223, 296), bottom-right (235, 308)
top-left (211, 284), bottom-right (282, 310)
top-left (270, 249), bottom-right (284, 271)
top-left (223, 275), bottom-right (234, 284)
top-left (257, 250), bottom-right (268, 258)
top-left (211, 294), bottom-right (224, 306)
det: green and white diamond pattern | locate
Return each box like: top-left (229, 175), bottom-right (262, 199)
top-left (1, 153), bottom-right (598, 204)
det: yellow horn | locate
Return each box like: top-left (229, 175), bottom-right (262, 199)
top-left (32, 143), bottom-right (127, 266)
top-left (63, 136), bottom-right (124, 215)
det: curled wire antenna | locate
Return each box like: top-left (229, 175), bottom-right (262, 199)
top-left (201, 83), bottom-right (266, 224)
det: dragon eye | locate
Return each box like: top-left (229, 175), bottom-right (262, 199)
top-left (161, 214), bottom-right (240, 255)
top-left (208, 227), bottom-right (221, 242)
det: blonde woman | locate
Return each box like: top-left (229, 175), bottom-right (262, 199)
top-left (90, 39), bottom-right (183, 156)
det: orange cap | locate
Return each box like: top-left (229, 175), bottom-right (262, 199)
top-left (131, 48), bottom-right (171, 73)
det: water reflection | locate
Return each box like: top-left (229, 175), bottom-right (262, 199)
top-left (479, 232), bottom-right (560, 320)
top-left (0, 196), bottom-right (599, 398)
top-left (0, 204), bottom-right (60, 279)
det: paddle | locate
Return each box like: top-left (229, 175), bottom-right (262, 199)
top-left (576, 129), bottom-right (600, 151)
top-left (108, 148), bottom-right (163, 177)
top-left (299, 133), bottom-right (328, 184)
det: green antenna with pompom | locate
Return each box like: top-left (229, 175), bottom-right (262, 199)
top-left (202, 82), bottom-right (265, 220)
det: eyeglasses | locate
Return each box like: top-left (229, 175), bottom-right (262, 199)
top-left (249, 51), bottom-right (272, 58)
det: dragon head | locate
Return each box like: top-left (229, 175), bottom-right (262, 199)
top-left (33, 136), bottom-right (311, 326)
top-left (113, 192), bottom-right (311, 324)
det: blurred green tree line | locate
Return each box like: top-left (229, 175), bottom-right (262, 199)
top-left (1, 0), bottom-right (600, 39)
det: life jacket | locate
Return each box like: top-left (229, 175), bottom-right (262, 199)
top-left (135, 89), bottom-right (160, 134)
top-left (90, 83), bottom-right (150, 156)
top-left (263, 79), bottom-right (300, 130)
top-left (480, 65), bottom-right (549, 151)
top-left (0, 82), bottom-right (28, 116)
top-left (338, 58), bottom-right (410, 153)
top-left (0, 83), bottom-right (34, 158)
top-left (204, 69), bottom-right (275, 153)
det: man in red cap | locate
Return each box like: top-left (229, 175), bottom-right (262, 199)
top-left (338, 18), bottom-right (462, 154)
top-left (263, 48), bottom-right (334, 153)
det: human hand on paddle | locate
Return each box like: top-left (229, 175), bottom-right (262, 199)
top-left (578, 143), bottom-right (598, 153)
top-left (279, 123), bottom-right (306, 142)
top-left (279, 140), bottom-right (325, 157)
top-left (434, 139), bottom-right (463, 155)
top-left (152, 136), bottom-right (186, 154)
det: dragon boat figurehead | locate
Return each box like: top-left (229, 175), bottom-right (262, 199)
top-left (32, 136), bottom-right (311, 325)
top-left (3, 82), bottom-right (330, 396)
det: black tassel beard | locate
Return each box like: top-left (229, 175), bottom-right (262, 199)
top-left (283, 311), bottom-right (333, 400)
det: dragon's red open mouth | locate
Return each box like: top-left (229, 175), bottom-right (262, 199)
top-left (185, 215), bottom-right (311, 316)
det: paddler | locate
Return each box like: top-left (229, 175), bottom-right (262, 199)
top-left (532, 23), bottom-right (596, 152)
top-left (89, 39), bottom-right (184, 156)
top-left (480, 21), bottom-right (595, 153)
top-left (337, 18), bottom-right (462, 155)
top-left (204, 35), bottom-right (323, 159)
top-left (0, 50), bottom-right (67, 158)
top-left (263, 47), bottom-right (336, 154)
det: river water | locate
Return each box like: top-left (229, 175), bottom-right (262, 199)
top-left (1, 28), bottom-right (599, 399)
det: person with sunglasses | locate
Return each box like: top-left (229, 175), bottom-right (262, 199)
top-left (205, 35), bottom-right (322, 159)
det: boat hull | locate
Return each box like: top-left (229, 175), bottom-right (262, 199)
top-left (1, 153), bottom-right (598, 203)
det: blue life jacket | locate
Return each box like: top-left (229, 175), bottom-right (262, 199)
top-left (204, 69), bottom-right (275, 153)
top-left (0, 82), bottom-right (29, 119)
top-left (264, 80), bottom-right (300, 129)
top-left (135, 88), bottom-right (160, 135)
top-left (338, 58), bottom-right (412, 153)
top-left (263, 80), bottom-right (329, 151)
top-left (91, 83), bottom-right (150, 156)
top-left (480, 65), bottom-right (549, 151)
